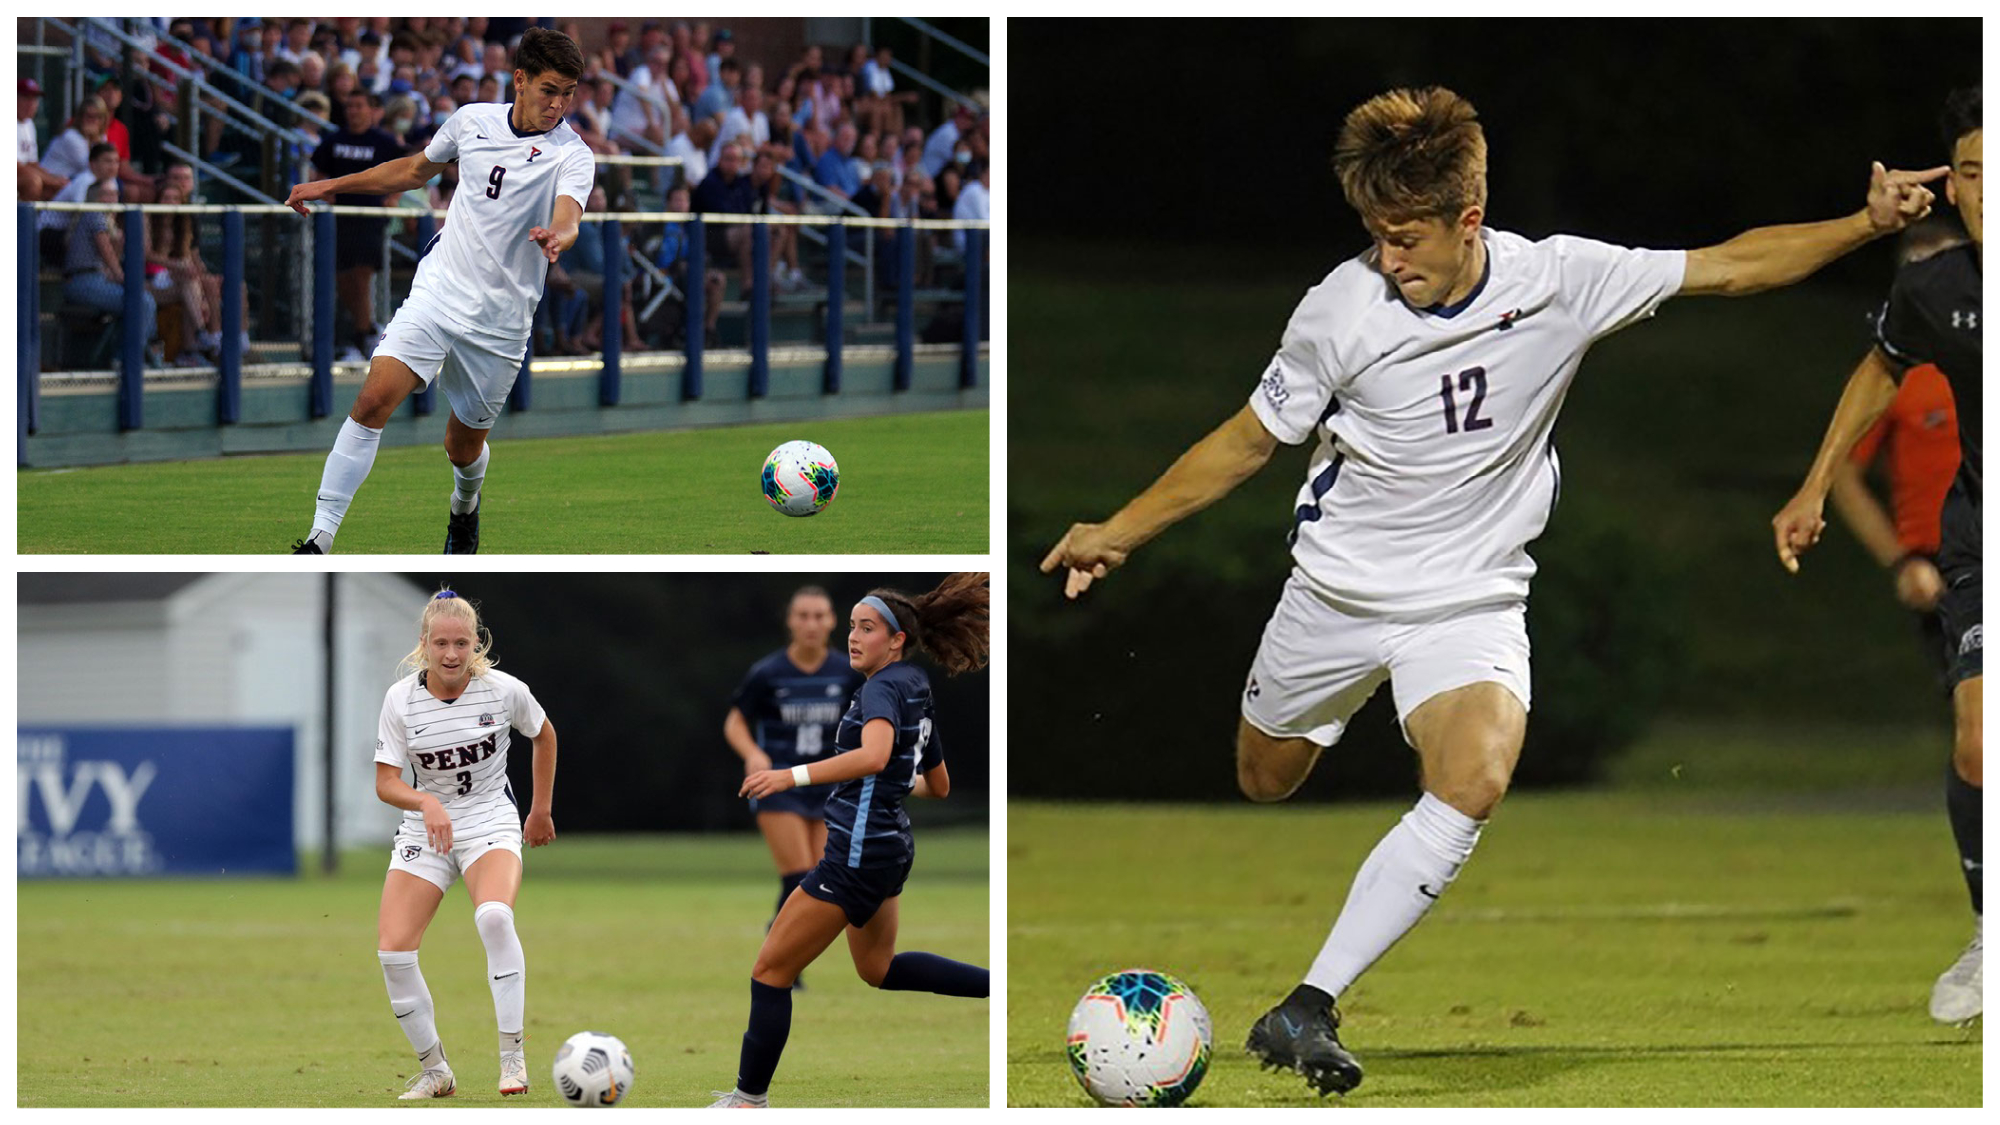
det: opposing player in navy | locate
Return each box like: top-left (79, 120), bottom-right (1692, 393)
top-left (710, 574), bottom-right (991, 1108)
top-left (373, 591), bottom-right (558, 1099)
top-left (1774, 87), bottom-right (1982, 1023)
top-left (288, 27), bottom-right (594, 555)
top-left (1041, 86), bottom-right (1944, 1095)
top-left (725, 585), bottom-right (865, 978)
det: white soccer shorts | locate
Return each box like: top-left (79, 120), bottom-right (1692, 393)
top-left (1241, 570), bottom-right (1533, 747)
top-left (387, 817), bottom-right (523, 893)
top-left (374, 298), bottom-right (528, 430)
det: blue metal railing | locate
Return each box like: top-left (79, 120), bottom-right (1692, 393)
top-left (21, 201), bottom-right (988, 435)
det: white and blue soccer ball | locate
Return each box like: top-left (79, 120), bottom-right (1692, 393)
top-left (761, 440), bottom-right (840, 517)
top-left (1066, 969), bottom-right (1213, 1107)
top-left (552, 1031), bottom-right (634, 1107)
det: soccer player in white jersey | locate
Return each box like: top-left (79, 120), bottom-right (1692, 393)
top-left (1040, 87), bottom-right (1944, 1096)
top-left (374, 591), bottom-right (558, 1099)
top-left (286, 27), bottom-right (595, 555)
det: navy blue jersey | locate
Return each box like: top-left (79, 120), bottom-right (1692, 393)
top-left (311, 127), bottom-right (407, 208)
top-left (731, 649), bottom-right (864, 768)
top-left (823, 662), bottom-right (944, 868)
top-left (1874, 242), bottom-right (1981, 505)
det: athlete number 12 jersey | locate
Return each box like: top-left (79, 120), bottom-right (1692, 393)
top-left (1250, 228), bottom-right (1685, 616)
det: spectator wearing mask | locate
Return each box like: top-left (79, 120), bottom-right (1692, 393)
top-left (923, 103), bottom-right (973, 177)
top-left (748, 149), bottom-right (804, 291)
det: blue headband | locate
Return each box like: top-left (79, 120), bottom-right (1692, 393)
top-left (859, 595), bottom-right (902, 635)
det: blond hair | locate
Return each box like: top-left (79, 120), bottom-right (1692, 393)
top-left (398, 591), bottom-right (497, 679)
top-left (1333, 86), bottom-right (1488, 225)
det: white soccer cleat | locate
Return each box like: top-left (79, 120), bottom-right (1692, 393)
top-left (399, 1066), bottom-right (457, 1100)
top-left (499, 1053), bottom-right (529, 1096)
top-left (1929, 918), bottom-right (1982, 1024)
top-left (707, 1088), bottom-right (768, 1108)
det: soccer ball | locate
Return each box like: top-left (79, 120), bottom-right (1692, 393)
top-left (761, 440), bottom-right (840, 517)
top-left (552, 1031), bottom-right (634, 1107)
top-left (1065, 969), bottom-right (1212, 1107)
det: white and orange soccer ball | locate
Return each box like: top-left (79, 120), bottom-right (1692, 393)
top-left (761, 440), bottom-right (841, 517)
top-left (1066, 969), bottom-right (1213, 1107)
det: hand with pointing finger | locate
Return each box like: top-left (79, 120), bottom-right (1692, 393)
top-left (1864, 161), bottom-right (1949, 236)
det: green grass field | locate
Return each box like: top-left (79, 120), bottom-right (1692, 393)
top-left (18, 409), bottom-right (987, 554)
top-left (1008, 726), bottom-right (1980, 1108)
top-left (17, 829), bottom-right (988, 1108)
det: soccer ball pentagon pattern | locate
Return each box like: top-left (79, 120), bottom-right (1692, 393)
top-left (1065, 969), bottom-right (1213, 1107)
top-left (552, 1031), bottom-right (634, 1107)
top-left (761, 440), bottom-right (840, 517)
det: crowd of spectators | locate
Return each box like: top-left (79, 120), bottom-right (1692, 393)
top-left (19, 17), bottom-right (991, 363)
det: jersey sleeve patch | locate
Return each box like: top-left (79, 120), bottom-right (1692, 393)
top-left (1249, 289), bottom-right (1343, 446)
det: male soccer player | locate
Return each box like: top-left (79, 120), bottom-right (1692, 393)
top-left (1040, 86), bottom-right (1943, 1095)
top-left (288, 27), bottom-right (593, 554)
top-left (1773, 87), bottom-right (1982, 1024)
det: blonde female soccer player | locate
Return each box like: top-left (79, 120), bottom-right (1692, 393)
top-left (710, 574), bottom-right (991, 1108)
top-left (724, 586), bottom-right (865, 982)
top-left (373, 590), bottom-right (557, 1099)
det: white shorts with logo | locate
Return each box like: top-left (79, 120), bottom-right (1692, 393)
top-left (387, 815), bottom-right (522, 893)
top-left (375, 296), bottom-right (528, 430)
top-left (1242, 570), bottom-right (1533, 747)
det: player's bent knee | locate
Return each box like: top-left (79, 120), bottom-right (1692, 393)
top-left (855, 958), bottom-right (890, 988)
top-left (1235, 728), bottom-right (1315, 803)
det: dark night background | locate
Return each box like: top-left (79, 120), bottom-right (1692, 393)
top-left (1009, 18), bottom-right (1981, 801)
top-left (399, 573), bottom-right (990, 831)
top-left (1015, 18), bottom-right (1980, 276)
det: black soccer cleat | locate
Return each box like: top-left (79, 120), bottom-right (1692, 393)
top-left (444, 502), bottom-right (480, 555)
top-left (1246, 991), bottom-right (1364, 1096)
top-left (290, 537), bottom-right (324, 554)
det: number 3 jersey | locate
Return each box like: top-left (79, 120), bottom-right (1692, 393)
top-left (731, 649), bottom-right (866, 768)
top-left (1250, 228), bottom-right (1685, 617)
top-left (413, 102), bottom-right (595, 339)
top-left (374, 667), bottom-right (547, 838)
top-left (823, 662), bottom-right (944, 869)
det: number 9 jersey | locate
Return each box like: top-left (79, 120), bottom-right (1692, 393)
top-left (375, 666), bottom-right (547, 840)
top-left (823, 662), bottom-right (944, 869)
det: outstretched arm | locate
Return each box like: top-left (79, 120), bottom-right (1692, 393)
top-left (1040, 404), bottom-right (1279, 600)
top-left (286, 150), bottom-right (451, 215)
top-left (1771, 349), bottom-right (1900, 573)
top-left (529, 195), bottom-right (585, 263)
top-left (1682, 163), bottom-right (1947, 296)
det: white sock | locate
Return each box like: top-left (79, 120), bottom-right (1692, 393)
top-left (451, 444), bottom-right (489, 515)
top-left (378, 950), bottom-right (447, 1067)
top-left (1303, 792), bottom-right (1484, 1000)
top-left (474, 901), bottom-right (525, 1050)
top-left (313, 417), bottom-right (385, 543)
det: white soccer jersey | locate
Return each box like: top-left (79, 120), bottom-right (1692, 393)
top-left (1250, 228), bottom-right (1685, 616)
top-left (413, 102), bottom-right (594, 338)
top-left (374, 666), bottom-right (547, 837)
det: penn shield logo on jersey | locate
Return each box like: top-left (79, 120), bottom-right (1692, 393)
top-left (528, 145), bottom-right (542, 163)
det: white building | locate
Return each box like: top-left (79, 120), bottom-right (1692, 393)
top-left (18, 573), bottom-right (429, 853)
